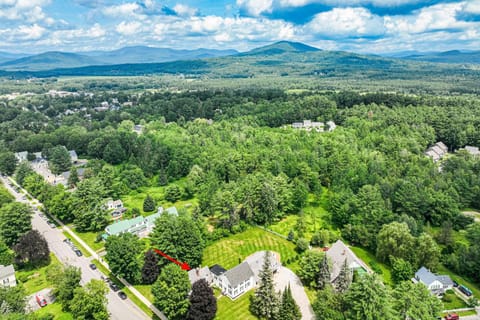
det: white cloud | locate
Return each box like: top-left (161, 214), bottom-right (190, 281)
top-left (307, 7), bottom-right (385, 37)
top-left (278, 0), bottom-right (427, 8)
top-left (102, 2), bottom-right (140, 16)
top-left (116, 21), bottom-right (142, 35)
top-left (0, 0), bottom-right (51, 22)
top-left (173, 4), bottom-right (197, 16)
top-left (237, 0), bottom-right (273, 16)
top-left (17, 23), bottom-right (46, 39)
top-left (385, 2), bottom-right (472, 35)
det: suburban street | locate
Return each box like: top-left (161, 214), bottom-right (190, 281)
top-left (0, 176), bottom-right (149, 320)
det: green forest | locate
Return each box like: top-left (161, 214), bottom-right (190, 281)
top-left (1, 76), bottom-right (480, 319)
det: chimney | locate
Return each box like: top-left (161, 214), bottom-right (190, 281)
top-left (196, 268), bottom-right (200, 276)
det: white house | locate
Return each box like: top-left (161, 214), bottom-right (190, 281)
top-left (0, 264), bottom-right (16, 287)
top-left (413, 267), bottom-right (453, 295)
top-left (106, 199), bottom-right (124, 211)
top-left (425, 142), bottom-right (448, 162)
top-left (191, 251), bottom-right (281, 300)
top-left (14, 151), bottom-right (28, 162)
top-left (215, 262), bottom-right (255, 300)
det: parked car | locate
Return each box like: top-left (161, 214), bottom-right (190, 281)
top-left (109, 283), bottom-right (119, 292)
top-left (453, 280), bottom-right (458, 287)
top-left (459, 285), bottom-right (473, 296)
top-left (36, 295), bottom-right (47, 307)
top-left (445, 313), bottom-right (459, 320)
top-left (74, 249), bottom-right (82, 257)
top-left (47, 221), bottom-right (56, 228)
top-left (118, 291), bottom-right (127, 300)
top-left (89, 263), bottom-right (97, 270)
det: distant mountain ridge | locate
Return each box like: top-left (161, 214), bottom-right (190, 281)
top-left (0, 46), bottom-right (239, 71)
top-left (388, 50), bottom-right (480, 64)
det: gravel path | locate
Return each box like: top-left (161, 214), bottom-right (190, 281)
top-left (274, 266), bottom-right (315, 320)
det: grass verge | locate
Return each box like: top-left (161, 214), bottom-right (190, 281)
top-left (62, 231), bottom-right (92, 257)
top-left (350, 246), bottom-right (392, 286)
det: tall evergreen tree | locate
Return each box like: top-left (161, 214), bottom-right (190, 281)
top-left (187, 279), bottom-right (217, 320)
top-left (141, 249), bottom-right (160, 284)
top-left (68, 166), bottom-right (79, 188)
top-left (278, 284), bottom-right (301, 320)
top-left (250, 251), bottom-right (279, 320)
top-left (318, 254), bottom-right (331, 290)
top-left (143, 194), bottom-right (156, 212)
top-left (335, 259), bottom-right (351, 293)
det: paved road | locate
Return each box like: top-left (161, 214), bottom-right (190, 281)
top-left (274, 266), bottom-right (315, 320)
top-left (0, 176), bottom-right (149, 320)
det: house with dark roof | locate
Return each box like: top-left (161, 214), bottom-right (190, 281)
top-left (413, 267), bottom-right (453, 295)
top-left (0, 264), bottom-right (16, 287)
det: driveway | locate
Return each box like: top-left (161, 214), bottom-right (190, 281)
top-left (26, 288), bottom-right (54, 313)
top-left (274, 266), bottom-right (315, 320)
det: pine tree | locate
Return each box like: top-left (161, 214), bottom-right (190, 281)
top-left (278, 284), bottom-right (301, 320)
top-left (68, 166), bottom-right (79, 188)
top-left (335, 258), bottom-right (352, 293)
top-left (141, 249), bottom-right (160, 284)
top-left (143, 194), bottom-right (156, 212)
top-left (250, 251), bottom-right (279, 320)
top-left (187, 279), bottom-right (217, 320)
top-left (318, 254), bottom-right (331, 290)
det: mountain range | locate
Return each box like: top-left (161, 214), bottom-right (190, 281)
top-left (0, 46), bottom-right (238, 71)
top-left (0, 41), bottom-right (479, 82)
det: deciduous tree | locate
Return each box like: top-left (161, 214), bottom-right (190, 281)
top-left (70, 279), bottom-right (109, 320)
top-left (152, 264), bottom-right (191, 320)
top-left (141, 249), bottom-right (160, 284)
top-left (105, 233), bottom-right (142, 283)
top-left (187, 279), bottom-right (217, 320)
top-left (0, 202), bottom-right (32, 247)
top-left (393, 281), bottom-right (442, 320)
top-left (13, 230), bottom-right (50, 266)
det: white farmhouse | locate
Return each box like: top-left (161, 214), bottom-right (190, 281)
top-left (0, 265), bottom-right (16, 287)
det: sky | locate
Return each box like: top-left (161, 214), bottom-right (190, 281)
top-left (0, 0), bottom-right (479, 54)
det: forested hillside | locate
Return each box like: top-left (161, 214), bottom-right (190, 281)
top-left (1, 82), bottom-right (480, 319)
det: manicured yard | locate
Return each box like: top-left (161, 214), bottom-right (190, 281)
top-left (134, 284), bottom-right (154, 302)
top-left (216, 290), bottom-right (257, 320)
top-left (62, 231), bottom-right (92, 257)
top-left (16, 254), bottom-right (61, 295)
top-left (202, 227), bottom-right (298, 270)
top-left (34, 302), bottom-right (73, 320)
top-left (442, 290), bottom-right (468, 310)
top-left (350, 246), bottom-right (393, 286)
top-left (437, 265), bottom-right (480, 298)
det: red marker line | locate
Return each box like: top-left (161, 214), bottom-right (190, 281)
top-left (153, 248), bottom-right (191, 271)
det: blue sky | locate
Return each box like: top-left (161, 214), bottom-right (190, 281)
top-left (0, 0), bottom-right (479, 54)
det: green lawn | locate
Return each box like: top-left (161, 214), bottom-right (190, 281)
top-left (34, 302), bottom-right (73, 320)
top-left (16, 254), bottom-right (61, 295)
top-left (202, 227), bottom-right (298, 270)
top-left (437, 265), bottom-right (480, 298)
top-left (62, 231), bottom-right (92, 257)
top-left (134, 284), bottom-right (154, 302)
top-left (72, 229), bottom-right (105, 252)
top-left (350, 246), bottom-right (393, 286)
top-left (442, 290), bottom-right (468, 310)
top-left (216, 290), bottom-right (257, 320)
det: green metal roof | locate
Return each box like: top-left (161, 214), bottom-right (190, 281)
top-left (105, 216), bottom-right (144, 236)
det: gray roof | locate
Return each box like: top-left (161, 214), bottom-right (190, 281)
top-left (415, 267), bottom-right (437, 286)
top-left (326, 240), bottom-right (371, 281)
top-left (415, 267), bottom-right (453, 287)
top-left (0, 264), bottom-right (15, 278)
top-left (188, 266), bottom-right (211, 285)
top-left (435, 142), bottom-right (448, 153)
top-left (223, 262), bottom-right (254, 287)
top-left (244, 251), bottom-right (280, 281)
top-left (465, 146), bottom-right (480, 156)
top-left (69, 150), bottom-right (78, 159)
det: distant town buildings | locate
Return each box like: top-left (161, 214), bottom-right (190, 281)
top-left (291, 120), bottom-right (336, 132)
top-left (425, 141), bottom-right (448, 162)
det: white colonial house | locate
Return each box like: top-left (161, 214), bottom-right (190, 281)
top-left (215, 262), bottom-right (255, 299)
top-left (0, 265), bottom-right (16, 287)
top-left (413, 267), bottom-right (453, 295)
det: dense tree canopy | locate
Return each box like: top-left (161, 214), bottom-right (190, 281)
top-left (0, 202), bottom-right (32, 247)
top-left (105, 233), bottom-right (142, 283)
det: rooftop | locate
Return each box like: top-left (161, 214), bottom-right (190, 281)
top-left (105, 216), bottom-right (144, 236)
top-left (0, 264), bottom-right (15, 278)
top-left (223, 262), bottom-right (254, 287)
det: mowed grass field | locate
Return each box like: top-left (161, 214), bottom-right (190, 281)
top-left (215, 291), bottom-right (257, 320)
top-left (202, 227), bottom-right (297, 270)
top-left (16, 253), bottom-right (61, 294)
